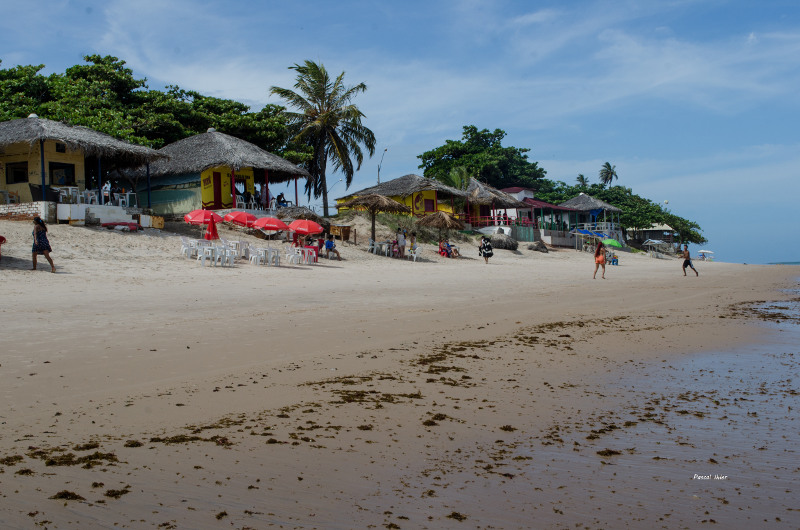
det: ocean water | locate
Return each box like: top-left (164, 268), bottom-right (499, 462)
top-left (524, 298), bottom-right (800, 527)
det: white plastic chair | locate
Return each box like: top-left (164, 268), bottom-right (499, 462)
top-left (406, 247), bottom-right (419, 262)
top-left (180, 237), bottom-right (197, 259)
top-left (197, 246), bottom-right (215, 266)
top-left (284, 248), bottom-right (302, 265)
top-left (368, 239), bottom-right (377, 254)
top-left (236, 197), bottom-right (246, 209)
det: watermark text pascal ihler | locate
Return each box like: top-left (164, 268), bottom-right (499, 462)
top-left (693, 474), bottom-right (728, 480)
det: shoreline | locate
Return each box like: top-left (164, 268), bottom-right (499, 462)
top-left (1, 219), bottom-right (799, 527)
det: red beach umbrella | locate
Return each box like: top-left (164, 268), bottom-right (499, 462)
top-left (223, 211), bottom-right (257, 227)
top-left (184, 209), bottom-right (223, 225)
top-left (253, 217), bottom-right (290, 231)
top-left (288, 219), bottom-right (323, 235)
top-left (204, 216), bottom-right (220, 241)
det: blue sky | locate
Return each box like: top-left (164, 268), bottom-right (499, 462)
top-left (2, 0), bottom-right (799, 263)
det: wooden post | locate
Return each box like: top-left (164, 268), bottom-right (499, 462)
top-left (231, 168), bottom-right (237, 209)
top-left (268, 169), bottom-right (269, 210)
top-left (39, 140), bottom-right (46, 202)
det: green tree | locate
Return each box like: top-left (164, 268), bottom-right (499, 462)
top-left (599, 162), bottom-right (618, 186)
top-left (418, 125), bottom-right (546, 189)
top-left (0, 61), bottom-right (52, 121)
top-left (576, 173), bottom-right (588, 188)
top-left (270, 60), bottom-right (376, 216)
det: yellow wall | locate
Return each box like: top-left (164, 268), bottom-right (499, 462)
top-left (336, 190), bottom-right (457, 216)
top-left (0, 140), bottom-right (86, 202)
top-left (199, 166), bottom-right (254, 209)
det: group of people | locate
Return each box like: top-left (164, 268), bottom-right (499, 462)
top-left (388, 229), bottom-right (416, 259)
top-left (593, 240), bottom-right (698, 279)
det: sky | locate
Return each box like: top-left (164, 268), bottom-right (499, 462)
top-left (2, 0), bottom-right (799, 264)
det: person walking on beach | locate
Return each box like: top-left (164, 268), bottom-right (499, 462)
top-left (479, 236), bottom-right (493, 264)
top-left (31, 217), bottom-right (56, 273)
top-left (682, 244), bottom-right (698, 276)
top-left (593, 240), bottom-right (606, 279)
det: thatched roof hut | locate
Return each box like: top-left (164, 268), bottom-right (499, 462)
top-left (466, 178), bottom-right (528, 208)
top-left (558, 193), bottom-right (621, 212)
top-left (137, 129), bottom-right (309, 182)
top-left (0, 115), bottom-right (164, 167)
top-left (339, 174), bottom-right (468, 200)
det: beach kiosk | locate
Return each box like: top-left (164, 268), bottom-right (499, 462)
top-left (132, 128), bottom-right (310, 216)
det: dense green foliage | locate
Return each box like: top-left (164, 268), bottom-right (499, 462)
top-left (418, 125), bottom-right (705, 244)
top-left (0, 56), bottom-right (309, 163)
top-left (270, 60), bottom-right (376, 216)
top-left (418, 126), bottom-right (547, 190)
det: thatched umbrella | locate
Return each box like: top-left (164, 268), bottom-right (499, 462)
top-left (0, 115), bottom-right (165, 202)
top-left (337, 193), bottom-right (411, 242)
top-left (416, 210), bottom-right (465, 241)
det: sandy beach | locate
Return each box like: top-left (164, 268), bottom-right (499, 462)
top-left (0, 217), bottom-right (798, 529)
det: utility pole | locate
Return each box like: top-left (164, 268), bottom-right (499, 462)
top-left (377, 148), bottom-right (387, 184)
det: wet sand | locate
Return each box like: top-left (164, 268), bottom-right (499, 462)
top-left (0, 218), bottom-right (798, 528)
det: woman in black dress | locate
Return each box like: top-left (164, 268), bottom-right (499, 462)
top-left (31, 217), bottom-right (56, 273)
top-left (479, 236), bottom-right (493, 264)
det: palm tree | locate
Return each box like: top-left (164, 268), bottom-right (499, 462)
top-left (599, 162), bottom-right (618, 186)
top-left (270, 60), bottom-right (376, 217)
top-left (441, 166), bottom-right (470, 190)
top-left (576, 173), bottom-right (588, 188)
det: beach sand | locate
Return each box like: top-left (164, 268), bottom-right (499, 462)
top-left (0, 218), bottom-right (798, 528)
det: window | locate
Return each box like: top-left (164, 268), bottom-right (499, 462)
top-left (6, 162), bottom-right (28, 184)
top-left (424, 199), bottom-right (435, 212)
top-left (55, 142), bottom-right (66, 153)
top-left (49, 162), bottom-right (76, 186)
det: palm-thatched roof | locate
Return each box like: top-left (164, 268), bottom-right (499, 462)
top-left (337, 193), bottom-right (411, 215)
top-left (135, 129), bottom-right (310, 183)
top-left (466, 178), bottom-right (528, 208)
top-left (339, 174), bottom-right (468, 200)
top-left (0, 115), bottom-right (164, 167)
top-left (415, 210), bottom-right (465, 230)
top-left (275, 206), bottom-right (330, 229)
top-left (558, 193), bottom-right (621, 212)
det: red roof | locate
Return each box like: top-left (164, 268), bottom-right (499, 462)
top-left (523, 197), bottom-right (577, 210)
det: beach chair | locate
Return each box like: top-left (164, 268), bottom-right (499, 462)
top-left (197, 246), bottom-right (215, 266)
top-left (180, 237), bottom-right (197, 259)
top-left (406, 247), bottom-right (420, 262)
top-left (367, 239), bottom-right (377, 254)
top-left (284, 248), bottom-right (302, 265)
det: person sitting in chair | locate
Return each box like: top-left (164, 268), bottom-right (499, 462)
top-left (276, 192), bottom-right (288, 207)
top-left (325, 235), bottom-right (342, 261)
top-left (445, 238), bottom-right (460, 258)
top-left (439, 239), bottom-right (450, 257)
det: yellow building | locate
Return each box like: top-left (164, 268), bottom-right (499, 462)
top-left (0, 115), bottom-right (161, 203)
top-left (336, 174), bottom-right (467, 217)
top-left (136, 128), bottom-right (309, 215)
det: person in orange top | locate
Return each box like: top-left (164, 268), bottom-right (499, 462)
top-left (593, 240), bottom-right (606, 279)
